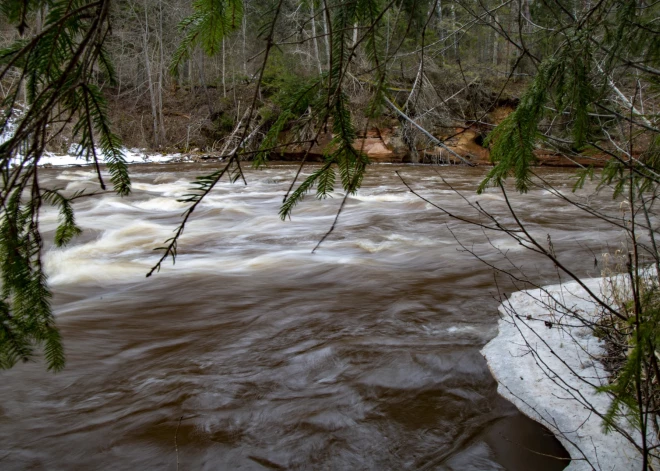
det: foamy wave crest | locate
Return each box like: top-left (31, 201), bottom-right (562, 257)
top-left (132, 197), bottom-right (188, 212)
top-left (45, 222), bottom-right (170, 285)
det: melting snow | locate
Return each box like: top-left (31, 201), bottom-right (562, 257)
top-left (482, 277), bottom-right (644, 470)
top-left (1, 108), bottom-right (182, 167)
top-left (36, 148), bottom-right (182, 167)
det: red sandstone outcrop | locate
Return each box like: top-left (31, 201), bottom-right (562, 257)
top-left (275, 114), bottom-right (609, 168)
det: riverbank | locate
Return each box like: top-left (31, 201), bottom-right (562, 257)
top-left (482, 278), bottom-right (643, 471)
top-left (31, 147), bottom-right (607, 168)
top-left (33, 148), bottom-right (182, 167)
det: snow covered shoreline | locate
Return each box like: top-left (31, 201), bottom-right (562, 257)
top-left (482, 277), bottom-right (642, 470)
top-left (1, 108), bottom-right (185, 167)
top-left (22, 148), bottom-right (184, 167)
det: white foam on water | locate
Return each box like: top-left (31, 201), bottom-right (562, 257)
top-left (385, 233), bottom-right (415, 242)
top-left (49, 246), bottom-right (353, 281)
top-left (487, 237), bottom-right (528, 252)
top-left (89, 198), bottom-right (141, 214)
top-left (45, 221), bottom-right (171, 285)
top-left (46, 259), bottom-right (148, 285)
top-left (132, 197), bottom-right (188, 212)
top-left (447, 325), bottom-right (477, 334)
top-left (131, 180), bottom-right (189, 196)
top-left (290, 346), bottom-right (334, 367)
top-left (55, 170), bottom-right (98, 181)
top-left (467, 193), bottom-right (504, 202)
top-left (197, 200), bottom-right (256, 215)
top-left (353, 239), bottom-right (396, 253)
top-left (352, 192), bottom-right (415, 203)
top-left (385, 232), bottom-right (451, 248)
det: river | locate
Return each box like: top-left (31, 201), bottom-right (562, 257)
top-left (0, 163), bottom-right (623, 470)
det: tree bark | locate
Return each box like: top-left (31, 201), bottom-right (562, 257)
top-left (311, 2), bottom-right (323, 74)
top-left (143, 3), bottom-right (160, 146)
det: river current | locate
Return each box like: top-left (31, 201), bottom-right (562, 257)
top-left (0, 163), bottom-right (622, 470)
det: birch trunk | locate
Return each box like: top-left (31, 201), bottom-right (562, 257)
top-left (322, 4), bottom-right (331, 69)
top-left (311, 3), bottom-right (323, 74)
top-left (143, 5), bottom-right (160, 146)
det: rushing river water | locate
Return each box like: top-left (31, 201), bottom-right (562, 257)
top-left (0, 163), bottom-right (624, 470)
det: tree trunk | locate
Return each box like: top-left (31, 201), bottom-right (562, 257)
top-left (450, 4), bottom-right (457, 57)
top-left (322, 4), bottom-right (331, 69)
top-left (242, 0), bottom-right (248, 76)
top-left (157, 0), bottom-right (166, 142)
top-left (143, 5), bottom-right (159, 146)
top-left (222, 38), bottom-right (227, 97)
top-left (492, 13), bottom-right (499, 66)
top-left (311, 3), bottom-right (323, 74)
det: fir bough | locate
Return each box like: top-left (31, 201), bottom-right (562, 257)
top-left (479, 58), bottom-right (558, 193)
top-left (170, 0), bottom-right (243, 74)
top-left (0, 0), bottom-right (130, 369)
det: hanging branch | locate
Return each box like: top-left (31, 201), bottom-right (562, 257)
top-left (147, 0), bottom-right (287, 277)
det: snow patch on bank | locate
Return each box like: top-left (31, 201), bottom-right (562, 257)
top-left (482, 278), bottom-right (642, 470)
top-left (1, 108), bottom-right (183, 166)
top-left (35, 147), bottom-right (182, 167)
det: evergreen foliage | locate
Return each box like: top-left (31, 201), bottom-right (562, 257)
top-left (480, 0), bottom-right (660, 196)
top-left (253, 76), bottom-right (323, 168)
top-left (170, 0), bottom-right (243, 75)
top-left (0, 0), bottom-right (129, 369)
top-left (479, 58), bottom-right (556, 193)
top-left (595, 274), bottom-right (660, 440)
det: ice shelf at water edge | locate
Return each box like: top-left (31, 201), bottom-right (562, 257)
top-left (482, 277), bottom-right (645, 470)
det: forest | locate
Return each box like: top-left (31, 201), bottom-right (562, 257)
top-left (1, 0), bottom-right (660, 469)
top-left (0, 0), bottom-right (590, 154)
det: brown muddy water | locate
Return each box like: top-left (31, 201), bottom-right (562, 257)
top-left (0, 163), bottom-right (623, 470)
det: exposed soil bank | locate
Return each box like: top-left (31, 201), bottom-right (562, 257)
top-left (177, 127), bottom-right (609, 168)
top-left (186, 123), bottom-right (608, 168)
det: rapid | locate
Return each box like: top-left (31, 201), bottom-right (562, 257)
top-left (0, 163), bottom-right (621, 470)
